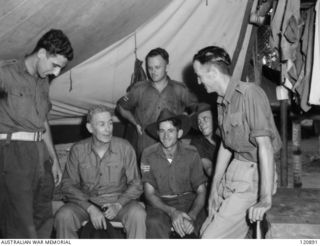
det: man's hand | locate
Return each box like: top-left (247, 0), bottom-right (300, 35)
top-left (87, 205), bottom-right (107, 230)
top-left (136, 124), bottom-right (143, 135)
top-left (103, 203), bottom-right (122, 220)
top-left (248, 196), bottom-right (271, 223)
top-left (183, 218), bottom-right (194, 235)
top-left (51, 160), bottom-right (62, 187)
top-left (170, 209), bottom-right (192, 238)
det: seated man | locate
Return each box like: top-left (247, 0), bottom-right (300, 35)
top-left (190, 103), bottom-right (219, 177)
top-left (54, 105), bottom-right (146, 239)
top-left (141, 108), bottom-right (207, 238)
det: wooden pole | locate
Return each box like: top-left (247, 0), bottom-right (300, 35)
top-left (292, 120), bottom-right (302, 188)
top-left (280, 100), bottom-right (288, 186)
top-left (280, 64), bottom-right (288, 187)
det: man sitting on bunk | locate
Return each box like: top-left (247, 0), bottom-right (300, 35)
top-left (141, 108), bottom-right (207, 238)
top-left (54, 105), bottom-right (146, 239)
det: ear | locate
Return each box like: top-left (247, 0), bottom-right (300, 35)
top-left (177, 129), bottom-right (183, 139)
top-left (86, 122), bottom-right (93, 134)
top-left (37, 48), bottom-right (47, 59)
top-left (209, 64), bottom-right (220, 78)
top-left (165, 63), bottom-right (169, 73)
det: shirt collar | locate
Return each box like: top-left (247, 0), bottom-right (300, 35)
top-left (89, 136), bottom-right (116, 155)
top-left (156, 141), bottom-right (183, 160)
top-left (17, 58), bottom-right (47, 83)
top-left (221, 78), bottom-right (239, 106)
top-left (149, 76), bottom-right (173, 89)
top-left (16, 58), bottom-right (29, 74)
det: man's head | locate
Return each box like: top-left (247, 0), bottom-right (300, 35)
top-left (198, 110), bottom-right (213, 138)
top-left (31, 29), bottom-right (73, 78)
top-left (158, 118), bottom-right (183, 150)
top-left (146, 48), bottom-right (169, 83)
top-left (193, 46), bottom-right (231, 96)
top-left (146, 108), bottom-right (191, 147)
top-left (191, 103), bottom-right (214, 139)
top-left (86, 105), bottom-right (113, 144)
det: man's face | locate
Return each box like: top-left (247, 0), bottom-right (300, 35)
top-left (198, 110), bottom-right (213, 138)
top-left (37, 49), bottom-right (68, 78)
top-left (193, 61), bottom-right (222, 95)
top-left (158, 120), bottom-right (182, 149)
top-left (147, 55), bottom-right (168, 83)
top-left (87, 111), bottom-right (113, 144)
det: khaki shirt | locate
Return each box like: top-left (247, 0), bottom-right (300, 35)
top-left (141, 141), bottom-right (207, 196)
top-left (217, 80), bottom-right (282, 162)
top-left (119, 79), bottom-right (198, 129)
top-left (61, 137), bottom-right (143, 210)
top-left (0, 59), bottom-right (51, 133)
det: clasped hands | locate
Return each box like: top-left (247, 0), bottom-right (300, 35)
top-left (170, 209), bottom-right (195, 238)
top-left (87, 202), bottom-right (122, 230)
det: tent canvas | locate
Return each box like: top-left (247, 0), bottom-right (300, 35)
top-left (48, 0), bottom-right (253, 124)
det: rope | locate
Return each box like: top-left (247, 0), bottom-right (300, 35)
top-left (69, 70), bottom-right (73, 92)
top-left (134, 32), bottom-right (137, 60)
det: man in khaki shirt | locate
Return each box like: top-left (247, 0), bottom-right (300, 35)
top-left (192, 46), bottom-right (281, 238)
top-left (54, 105), bottom-right (146, 238)
top-left (0, 29), bottom-right (73, 238)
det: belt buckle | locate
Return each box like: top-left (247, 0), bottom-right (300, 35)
top-left (35, 132), bottom-right (42, 141)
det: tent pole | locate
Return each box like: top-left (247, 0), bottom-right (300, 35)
top-left (252, 27), bottom-right (262, 86)
top-left (280, 64), bottom-right (288, 187)
top-left (292, 120), bottom-right (302, 188)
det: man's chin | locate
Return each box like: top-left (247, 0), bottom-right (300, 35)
top-left (97, 137), bottom-right (112, 144)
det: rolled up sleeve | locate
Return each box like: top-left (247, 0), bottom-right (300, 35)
top-left (244, 85), bottom-right (276, 146)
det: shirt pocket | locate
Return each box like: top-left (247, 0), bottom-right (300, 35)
top-left (79, 163), bottom-right (97, 186)
top-left (226, 112), bottom-right (252, 152)
top-left (7, 86), bottom-right (34, 117)
top-left (104, 163), bottom-right (123, 186)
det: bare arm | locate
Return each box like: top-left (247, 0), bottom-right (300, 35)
top-left (144, 182), bottom-right (192, 237)
top-left (188, 183), bottom-right (206, 221)
top-left (248, 136), bottom-right (274, 222)
top-left (201, 158), bottom-right (213, 177)
top-left (117, 105), bottom-right (142, 135)
top-left (43, 119), bottom-right (62, 186)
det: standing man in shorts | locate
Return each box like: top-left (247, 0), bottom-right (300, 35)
top-left (192, 46), bottom-right (281, 238)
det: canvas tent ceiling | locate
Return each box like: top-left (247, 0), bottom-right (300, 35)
top-left (0, 0), bottom-right (171, 69)
top-left (0, 0), bottom-right (253, 124)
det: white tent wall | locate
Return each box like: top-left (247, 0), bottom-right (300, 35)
top-left (49, 0), bottom-right (251, 124)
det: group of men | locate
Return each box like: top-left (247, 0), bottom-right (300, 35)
top-left (0, 29), bottom-right (281, 239)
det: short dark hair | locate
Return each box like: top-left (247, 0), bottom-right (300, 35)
top-left (193, 46), bottom-right (231, 75)
top-left (146, 47), bottom-right (169, 64)
top-left (87, 105), bottom-right (113, 123)
top-left (157, 118), bottom-right (182, 131)
top-left (32, 29), bottom-right (73, 61)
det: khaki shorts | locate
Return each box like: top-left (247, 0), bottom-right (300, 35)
top-left (201, 158), bottom-right (259, 239)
